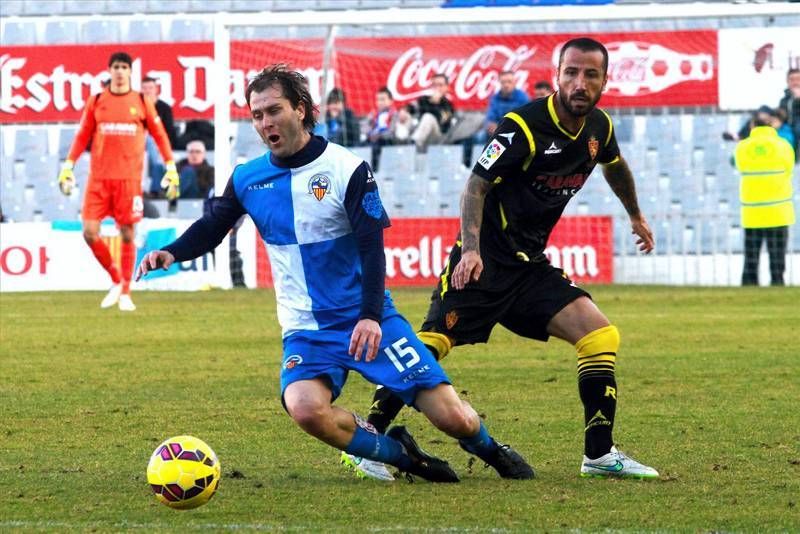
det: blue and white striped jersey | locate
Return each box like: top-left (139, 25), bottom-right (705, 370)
top-left (163, 136), bottom-right (390, 338)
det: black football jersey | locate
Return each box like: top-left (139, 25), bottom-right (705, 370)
top-left (472, 93), bottom-right (620, 265)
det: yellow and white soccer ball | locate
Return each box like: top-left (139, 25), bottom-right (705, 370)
top-left (146, 435), bottom-right (221, 510)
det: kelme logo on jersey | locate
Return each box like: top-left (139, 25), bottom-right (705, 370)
top-left (588, 135), bottom-right (599, 160)
top-left (362, 191), bottom-right (384, 219)
top-left (283, 355), bottom-right (303, 370)
top-left (477, 140), bottom-right (506, 170)
top-left (308, 174), bottom-right (330, 201)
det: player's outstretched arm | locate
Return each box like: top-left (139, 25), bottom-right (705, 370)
top-left (602, 157), bottom-right (654, 253)
top-left (452, 173), bottom-right (494, 289)
top-left (136, 250), bottom-right (175, 280)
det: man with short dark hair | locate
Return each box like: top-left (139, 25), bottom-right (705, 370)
top-left (362, 38), bottom-right (660, 480)
top-left (58, 51), bottom-right (177, 311)
top-left (137, 64), bottom-right (533, 484)
top-left (533, 80), bottom-right (554, 99)
top-left (409, 73), bottom-right (455, 152)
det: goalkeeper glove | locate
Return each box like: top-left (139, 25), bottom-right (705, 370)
top-left (161, 161), bottom-right (180, 201)
top-left (58, 160), bottom-right (75, 196)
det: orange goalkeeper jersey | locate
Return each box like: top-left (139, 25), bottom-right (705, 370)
top-left (67, 87), bottom-right (174, 181)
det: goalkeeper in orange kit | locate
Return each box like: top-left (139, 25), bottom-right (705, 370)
top-left (58, 51), bottom-right (177, 311)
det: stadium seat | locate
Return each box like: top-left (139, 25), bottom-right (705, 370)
top-left (613, 114), bottom-right (634, 143)
top-left (2, 21), bottom-right (37, 46)
top-left (229, 0), bottom-right (274, 11)
top-left (14, 129), bottom-right (49, 160)
top-left (376, 145), bottom-right (415, 182)
top-left (44, 21), bottom-right (79, 45)
top-left (2, 0), bottom-right (24, 15)
top-left (105, 0), bottom-right (142, 13)
top-left (146, 0), bottom-right (191, 12)
top-left (188, 0), bottom-right (231, 12)
top-left (82, 20), bottom-right (122, 43)
top-left (23, 0), bottom-right (63, 15)
top-left (22, 155), bottom-right (59, 186)
top-left (176, 199), bottom-right (204, 219)
top-left (169, 19), bottom-right (211, 41)
top-left (62, 0), bottom-right (106, 14)
top-left (57, 127), bottom-right (78, 159)
top-left (348, 146), bottom-right (372, 166)
top-left (127, 20), bottom-right (163, 42)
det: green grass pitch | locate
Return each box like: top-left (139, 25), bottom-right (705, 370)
top-left (1, 286), bottom-right (798, 531)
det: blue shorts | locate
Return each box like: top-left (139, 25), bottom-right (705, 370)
top-left (280, 306), bottom-right (450, 407)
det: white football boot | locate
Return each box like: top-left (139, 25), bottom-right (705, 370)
top-left (118, 294), bottom-right (136, 312)
top-left (340, 452), bottom-right (395, 481)
top-left (100, 284), bottom-right (123, 309)
top-left (580, 446), bottom-right (659, 479)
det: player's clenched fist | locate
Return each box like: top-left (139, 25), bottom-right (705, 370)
top-left (136, 250), bottom-right (176, 281)
top-left (58, 160), bottom-right (75, 196)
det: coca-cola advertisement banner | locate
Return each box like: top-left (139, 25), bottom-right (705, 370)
top-left (1, 30), bottom-right (717, 123)
top-left (717, 27), bottom-right (800, 111)
top-left (255, 216), bottom-right (612, 288)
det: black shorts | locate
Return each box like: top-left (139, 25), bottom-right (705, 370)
top-left (420, 244), bottom-right (590, 344)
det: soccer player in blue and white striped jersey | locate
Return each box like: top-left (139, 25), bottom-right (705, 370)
top-left (137, 64), bottom-right (532, 482)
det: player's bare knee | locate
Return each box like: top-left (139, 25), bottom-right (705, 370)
top-left (432, 404), bottom-right (475, 437)
top-left (286, 399), bottom-right (328, 434)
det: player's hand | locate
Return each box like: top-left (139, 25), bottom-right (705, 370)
top-left (631, 214), bottom-right (654, 254)
top-left (135, 250), bottom-right (176, 281)
top-left (349, 319), bottom-right (382, 363)
top-left (452, 249), bottom-right (483, 290)
top-left (161, 161), bottom-right (180, 201)
top-left (58, 160), bottom-right (75, 196)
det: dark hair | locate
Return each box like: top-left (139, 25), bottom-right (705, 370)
top-left (558, 37), bottom-right (609, 74)
top-left (788, 68), bottom-right (800, 77)
top-left (326, 87), bottom-right (345, 105)
top-left (108, 52), bottom-right (132, 68)
top-left (432, 73), bottom-right (449, 84)
top-left (499, 70), bottom-right (515, 78)
top-left (534, 80), bottom-right (553, 91)
top-left (141, 76), bottom-right (157, 84)
top-left (246, 64), bottom-right (317, 132)
top-left (377, 86), bottom-right (393, 99)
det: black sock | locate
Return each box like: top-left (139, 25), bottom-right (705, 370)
top-left (579, 374), bottom-right (617, 459)
top-left (366, 344), bottom-right (440, 434)
top-left (366, 387), bottom-right (406, 434)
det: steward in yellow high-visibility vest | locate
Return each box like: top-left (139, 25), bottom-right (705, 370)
top-left (734, 124), bottom-right (796, 285)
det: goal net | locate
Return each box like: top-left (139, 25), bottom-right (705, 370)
top-left (213, 3), bottom-right (800, 288)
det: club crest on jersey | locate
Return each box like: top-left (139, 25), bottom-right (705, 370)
top-left (284, 355), bottom-right (303, 370)
top-left (477, 140), bottom-right (506, 170)
top-left (129, 106), bottom-right (138, 116)
top-left (588, 135), bottom-right (599, 160)
top-left (308, 174), bottom-right (330, 201)
top-left (362, 191), bottom-right (384, 219)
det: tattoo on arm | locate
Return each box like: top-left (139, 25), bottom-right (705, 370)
top-left (603, 158), bottom-right (641, 218)
top-left (460, 174), bottom-right (494, 253)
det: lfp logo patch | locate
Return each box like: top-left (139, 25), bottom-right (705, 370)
top-left (362, 191), bottom-right (384, 219)
top-left (308, 174), bottom-right (330, 201)
top-left (283, 355), bottom-right (303, 370)
top-left (478, 140), bottom-right (506, 170)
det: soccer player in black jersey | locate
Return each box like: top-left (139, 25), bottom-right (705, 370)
top-left (351, 37), bottom-right (659, 480)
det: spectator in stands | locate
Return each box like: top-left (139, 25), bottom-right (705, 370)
top-left (325, 88), bottom-right (360, 147)
top-left (57, 51), bottom-right (177, 311)
top-left (734, 114), bottom-right (796, 286)
top-left (176, 140), bottom-right (214, 199)
top-left (777, 68), bottom-right (800, 160)
top-left (408, 73), bottom-right (455, 153)
top-left (726, 106), bottom-right (796, 149)
top-left (484, 70), bottom-right (529, 138)
top-left (533, 80), bottom-right (554, 99)
top-left (141, 77), bottom-right (177, 196)
top-left (367, 86), bottom-right (400, 172)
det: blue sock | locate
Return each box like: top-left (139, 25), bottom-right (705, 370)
top-left (344, 426), bottom-right (411, 470)
top-left (458, 421), bottom-right (498, 460)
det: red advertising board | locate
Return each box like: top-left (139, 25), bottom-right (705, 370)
top-left (255, 216), bottom-right (613, 289)
top-left (1, 30), bottom-right (717, 123)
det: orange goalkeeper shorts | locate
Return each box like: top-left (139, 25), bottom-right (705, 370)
top-left (82, 178), bottom-right (144, 226)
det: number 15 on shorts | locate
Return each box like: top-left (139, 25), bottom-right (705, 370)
top-left (384, 337), bottom-right (420, 372)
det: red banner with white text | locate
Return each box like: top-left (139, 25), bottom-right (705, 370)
top-left (0, 30), bottom-right (717, 123)
top-left (255, 216), bottom-right (613, 288)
